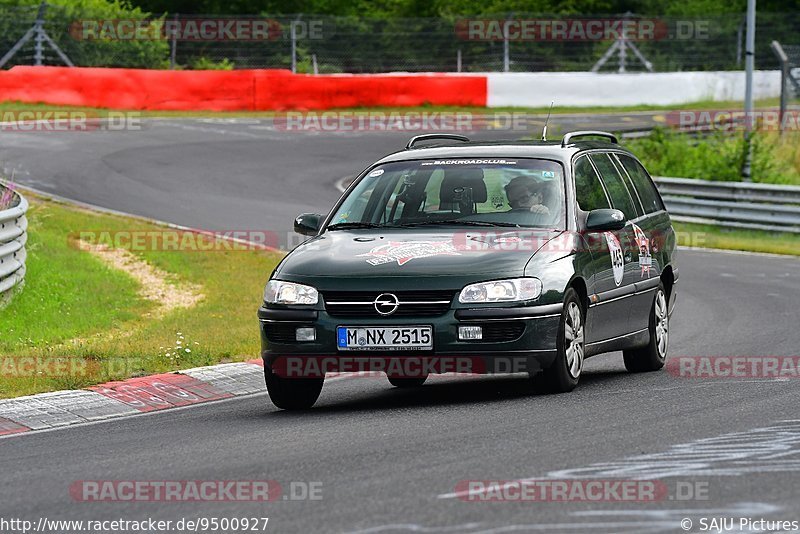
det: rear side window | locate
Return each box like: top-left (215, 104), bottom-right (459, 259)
top-left (590, 153), bottom-right (638, 221)
top-left (617, 155), bottom-right (665, 214)
top-left (573, 156), bottom-right (610, 212)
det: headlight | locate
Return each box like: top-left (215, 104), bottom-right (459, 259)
top-left (264, 280), bottom-right (318, 305)
top-left (458, 277), bottom-right (542, 304)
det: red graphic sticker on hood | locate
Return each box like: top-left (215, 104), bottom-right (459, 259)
top-left (357, 240), bottom-right (461, 266)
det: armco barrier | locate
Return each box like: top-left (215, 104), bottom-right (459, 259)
top-left (0, 187), bottom-right (28, 301)
top-left (654, 177), bottom-right (800, 233)
top-left (0, 67), bottom-right (487, 111)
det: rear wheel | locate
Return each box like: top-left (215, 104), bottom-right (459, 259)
top-left (264, 366), bottom-right (324, 410)
top-left (387, 375), bottom-right (428, 388)
top-left (623, 284), bottom-right (669, 372)
top-left (531, 288), bottom-right (584, 393)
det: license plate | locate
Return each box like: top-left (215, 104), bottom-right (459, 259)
top-left (337, 326), bottom-right (433, 351)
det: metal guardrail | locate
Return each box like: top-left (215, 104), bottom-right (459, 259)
top-left (0, 187), bottom-right (28, 301)
top-left (653, 176), bottom-right (800, 233)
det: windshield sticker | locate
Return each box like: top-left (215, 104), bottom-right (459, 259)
top-left (357, 240), bottom-right (460, 266)
top-left (420, 159), bottom-right (518, 166)
top-left (604, 232), bottom-right (624, 286)
top-left (368, 168), bottom-right (384, 177)
top-left (542, 170), bottom-right (555, 178)
top-left (632, 223), bottom-right (652, 278)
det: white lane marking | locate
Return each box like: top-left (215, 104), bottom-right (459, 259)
top-left (438, 420), bottom-right (800, 500)
top-left (677, 245), bottom-right (800, 260)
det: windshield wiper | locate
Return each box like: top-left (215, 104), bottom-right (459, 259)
top-left (326, 222), bottom-right (383, 231)
top-left (391, 220), bottom-right (521, 228)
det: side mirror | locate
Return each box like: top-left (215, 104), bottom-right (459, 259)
top-left (294, 213), bottom-right (323, 236)
top-left (585, 209), bottom-right (626, 232)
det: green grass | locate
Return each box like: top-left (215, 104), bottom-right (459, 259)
top-left (674, 222), bottom-right (800, 256)
top-left (1, 202), bottom-right (149, 351)
top-left (0, 97), bottom-right (784, 119)
top-left (623, 129), bottom-right (800, 186)
top-left (0, 195), bottom-right (283, 398)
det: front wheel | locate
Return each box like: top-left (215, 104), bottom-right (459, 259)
top-left (531, 288), bottom-right (584, 393)
top-left (264, 366), bottom-right (324, 410)
top-left (623, 283), bottom-right (669, 372)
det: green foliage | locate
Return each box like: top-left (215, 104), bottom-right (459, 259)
top-left (0, 0), bottom-right (170, 68)
top-left (129, 0), bottom-right (799, 16)
top-left (189, 56), bottom-right (234, 70)
top-left (623, 129), bottom-right (800, 185)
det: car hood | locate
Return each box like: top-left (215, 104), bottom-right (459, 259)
top-left (274, 228), bottom-right (564, 289)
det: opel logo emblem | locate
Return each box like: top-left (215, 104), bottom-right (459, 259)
top-left (374, 293), bottom-right (400, 315)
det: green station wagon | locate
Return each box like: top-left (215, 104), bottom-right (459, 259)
top-left (258, 131), bottom-right (678, 409)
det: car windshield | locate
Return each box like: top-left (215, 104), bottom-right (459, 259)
top-left (328, 158), bottom-right (566, 230)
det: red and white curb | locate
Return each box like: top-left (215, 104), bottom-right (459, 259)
top-left (0, 360), bottom-right (266, 438)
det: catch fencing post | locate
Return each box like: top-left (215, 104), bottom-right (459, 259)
top-left (771, 40), bottom-right (789, 135)
top-left (169, 13), bottom-right (178, 69)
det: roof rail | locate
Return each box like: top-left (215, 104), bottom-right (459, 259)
top-left (561, 131), bottom-right (618, 147)
top-left (406, 134), bottom-right (470, 150)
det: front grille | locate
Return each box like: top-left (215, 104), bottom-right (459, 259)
top-left (323, 290), bottom-right (455, 318)
top-left (479, 322), bottom-right (526, 342)
top-left (264, 324), bottom-right (301, 343)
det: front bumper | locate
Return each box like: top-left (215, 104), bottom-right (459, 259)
top-left (258, 303), bottom-right (561, 377)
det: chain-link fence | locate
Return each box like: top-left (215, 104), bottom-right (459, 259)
top-left (1, 4), bottom-right (799, 73)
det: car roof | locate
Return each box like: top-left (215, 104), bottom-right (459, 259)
top-left (375, 138), bottom-right (636, 166)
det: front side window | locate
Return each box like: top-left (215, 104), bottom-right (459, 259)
top-left (590, 153), bottom-right (638, 221)
top-left (328, 158), bottom-right (567, 229)
top-left (573, 156), bottom-right (610, 212)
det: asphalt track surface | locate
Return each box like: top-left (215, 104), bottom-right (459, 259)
top-left (2, 115), bottom-right (800, 533)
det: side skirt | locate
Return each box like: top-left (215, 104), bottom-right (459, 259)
top-left (585, 327), bottom-right (649, 358)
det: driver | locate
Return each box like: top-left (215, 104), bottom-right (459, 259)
top-left (505, 176), bottom-right (550, 215)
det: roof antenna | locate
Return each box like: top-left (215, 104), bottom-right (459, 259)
top-left (541, 101), bottom-right (554, 141)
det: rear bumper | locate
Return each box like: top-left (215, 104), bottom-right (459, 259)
top-left (259, 303), bottom-right (561, 377)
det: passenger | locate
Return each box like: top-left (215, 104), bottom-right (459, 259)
top-left (504, 176), bottom-right (550, 215)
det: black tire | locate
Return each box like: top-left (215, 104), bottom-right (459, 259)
top-left (623, 283), bottom-right (669, 373)
top-left (264, 366), bottom-right (324, 410)
top-left (531, 288), bottom-right (584, 393)
top-left (387, 375), bottom-right (428, 388)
